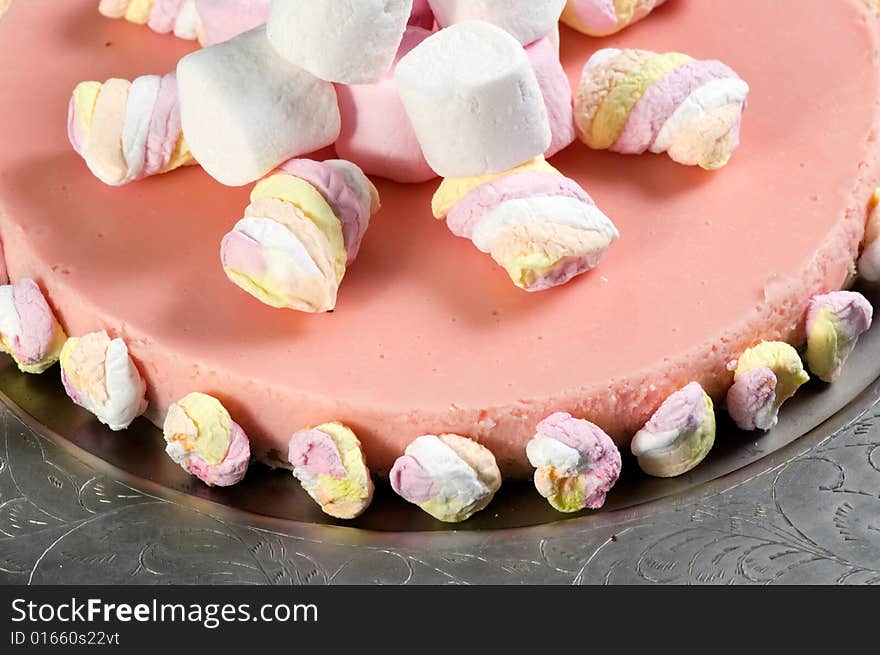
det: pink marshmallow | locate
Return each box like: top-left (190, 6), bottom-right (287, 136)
top-left (195, 0), bottom-right (271, 45)
top-left (148, 0), bottom-right (189, 33)
top-left (334, 27), bottom-right (437, 184)
top-left (288, 428), bottom-right (348, 480)
top-left (220, 230), bottom-right (266, 280)
top-left (389, 455), bottom-right (437, 503)
top-left (726, 367), bottom-right (777, 431)
top-left (188, 421), bottom-right (251, 487)
top-left (143, 72), bottom-right (184, 177)
top-left (12, 279), bottom-right (59, 366)
top-left (526, 35), bottom-right (575, 158)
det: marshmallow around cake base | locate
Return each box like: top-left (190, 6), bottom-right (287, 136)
top-left (0, 0), bottom-right (878, 477)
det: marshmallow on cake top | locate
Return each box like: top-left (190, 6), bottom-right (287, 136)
top-left (267, 0), bottom-right (413, 85)
top-left (427, 0), bottom-right (565, 45)
top-left (432, 157), bottom-right (619, 291)
top-left (561, 0), bottom-right (668, 37)
top-left (335, 26), bottom-right (437, 184)
top-left (526, 34), bottom-right (576, 158)
top-left (221, 158), bottom-right (380, 313)
top-left (575, 48), bottom-right (749, 170)
top-left (99, 0), bottom-right (271, 45)
top-left (177, 26), bottom-right (340, 186)
top-left (68, 73), bottom-right (194, 186)
top-left (395, 20), bottom-right (551, 178)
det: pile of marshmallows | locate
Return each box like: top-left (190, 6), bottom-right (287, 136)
top-left (0, 268), bottom-right (874, 522)
top-left (72, 0), bottom-right (751, 312)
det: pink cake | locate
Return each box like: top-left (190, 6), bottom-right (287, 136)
top-left (0, 0), bottom-right (878, 479)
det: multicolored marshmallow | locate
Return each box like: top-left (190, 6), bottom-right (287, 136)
top-left (98, 0), bottom-right (271, 45)
top-left (0, 279), bottom-right (66, 374)
top-left (267, 0), bottom-right (413, 84)
top-left (561, 0), bottom-right (667, 37)
top-left (631, 382), bottom-right (715, 478)
top-left (858, 188), bottom-right (880, 281)
top-left (427, 0), bottom-right (566, 45)
top-left (432, 156), bottom-right (619, 291)
top-left (390, 434), bottom-right (501, 522)
top-left (221, 158), bottom-right (380, 312)
top-left (575, 48), bottom-right (749, 170)
top-left (68, 73), bottom-right (194, 186)
top-left (726, 341), bottom-right (809, 431)
top-left (335, 26), bottom-right (437, 184)
top-left (177, 26), bottom-right (340, 186)
top-left (526, 412), bottom-right (621, 512)
top-left (288, 422), bottom-right (374, 519)
top-left (805, 291), bottom-right (873, 383)
top-left (60, 331), bottom-right (147, 430)
top-left (395, 20), bottom-right (551, 178)
top-left (163, 392), bottom-right (251, 486)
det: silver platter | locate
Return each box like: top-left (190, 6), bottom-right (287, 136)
top-left (1, 282), bottom-right (879, 583)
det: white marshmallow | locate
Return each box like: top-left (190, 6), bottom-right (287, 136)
top-left (395, 20), bottom-right (551, 178)
top-left (177, 26), bottom-right (340, 186)
top-left (266, 0), bottom-right (413, 84)
top-left (427, 0), bottom-right (565, 45)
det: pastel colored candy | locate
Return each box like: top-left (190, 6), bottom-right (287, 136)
top-left (726, 341), bottom-right (809, 431)
top-left (390, 434), bottom-right (501, 522)
top-left (526, 34), bottom-right (576, 158)
top-left (858, 188), bottom-right (880, 281)
top-left (221, 158), bottom-right (380, 312)
top-left (196, 0), bottom-right (271, 45)
top-left (0, 279), bottom-right (66, 374)
top-left (163, 392), bottom-right (251, 486)
top-left (561, 0), bottom-right (667, 37)
top-left (434, 158), bottom-right (619, 291)
top-left (177, 26), bottom-right (340, 186)
top-left (395, 20), bottom-right (551, 178)
top-left (575, 48), bottom-right (749, 170)
top-left (99, 0), bottom-right (202, 40)
top-left (288, 422), bottom-right (374, 519)
top-left (427, 0), bottom-right (566, 45)
top-left (805, 291), bottom-right (873, 383)
top-left (334, 26), bottom-right (437, 184)
top-left (631, 382), bottom-right (715, 478)
top-left (525, 412), bottom-right (621, 512)
top-left (60, 331), bottom-right (148, 430)
top-left (267, 0), bottom-right (413, 84)
top-left (408, 0), bottom-right (435, 29)
top-left (68, 73), bottom-right (195, 186)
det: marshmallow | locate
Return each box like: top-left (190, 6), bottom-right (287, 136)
top-left (805, 291), bottom-right (873, 383)
top-left (409, 0), bottom-right (435, 29)
top-left (395, 20), bottom-right (552, 178)
top-left (288, 422), bottom-right (374, 519)
top-left (266, 0), bottom-right (413, 84)
top-left (631, 382), bottom-right (715, 478)
top-left (163, 392), bottom-right (251, 486)
top-left (390, 434), bottom-right (501, 522)
top-left (68, 73), bottom-right (195, 186)
top-left (526, 412), bottom-right (621, 513)
top-left (99, 0), bottom-right (270, 45)
top-left (858, 189), bottom-right (880, 281)
top-left (221, 158), bottom-right (380, 312)
top-left (526, 34), bottom-right (576, 158)
top-left (0, 239), bottom-right (7, 286)
top-left (575, 49), bottom-right (749, 170)
top-left (433, 157), bottom-right (619, 291)
top-left (726, 342), bottom-right (809, 431)
top-left (335, 27), bottom-right (437, 184)
top-left (0, 279), bottom-right (66, 374)
top-left (561, 0), bottom-right (668, 37)
top-left (427, 0), bottom-right (566, 45)
top-left (177, 26), bottom-right (340, 186)
top-left (60, 331), bottom-right (147, 431)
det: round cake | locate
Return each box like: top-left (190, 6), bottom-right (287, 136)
top-left (0, 0), bottom-right (877, 479)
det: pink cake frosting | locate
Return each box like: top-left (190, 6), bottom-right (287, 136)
top-left (0, 0), bottom-right (878, 477)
